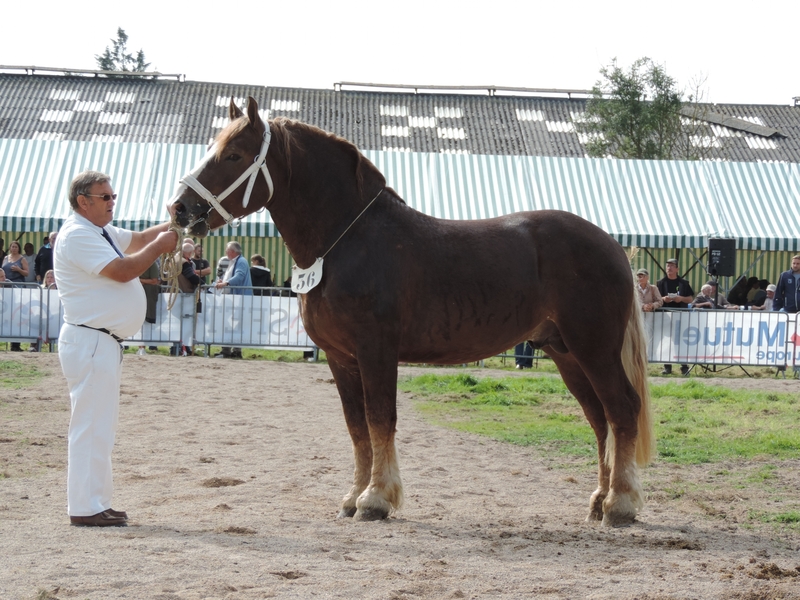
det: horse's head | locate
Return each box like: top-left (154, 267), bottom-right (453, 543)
top-left (171, 96), bottom-right (274, 237)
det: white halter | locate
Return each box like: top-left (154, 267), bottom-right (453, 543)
top-left (172, 129), bottom-right (274, 228)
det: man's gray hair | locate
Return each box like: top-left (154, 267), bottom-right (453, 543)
top-left (69, 170), bottom-right (111, 210)
top-left (226, 241), bottom-right (242, 255)
top-left (182, 242), bottom-right (195, 256)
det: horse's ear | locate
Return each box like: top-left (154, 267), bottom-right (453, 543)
top-left (229, 98), bottom-right (244, 121)
top-left (246, 96), bottom-right (265, 132)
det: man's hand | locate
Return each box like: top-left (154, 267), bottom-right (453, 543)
top-left (154, 230), bottom-right (179, 254)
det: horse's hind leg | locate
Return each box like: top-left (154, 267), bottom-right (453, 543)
top-left (571, 358), bottom-right (645, 527)
top-left (327, 354), bottom-right (373, 518)
top-left (548, 352), bottom-right (611, 522)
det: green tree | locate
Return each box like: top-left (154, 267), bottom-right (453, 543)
top-left (575, 58), bottom-right (690, 160)
top-left (95, 28), bottom-right (151, 73)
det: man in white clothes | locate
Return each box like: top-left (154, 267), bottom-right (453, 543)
top-left (55, 170), bottom-right (178, 527)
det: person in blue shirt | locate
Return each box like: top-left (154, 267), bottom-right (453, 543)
top-left (773, 255), bottom-right (800, 313)
top-left (214, 241), bottom-right (252, 358)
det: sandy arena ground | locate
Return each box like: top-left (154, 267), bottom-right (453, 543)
top-left (1, 352), bottom-right (799, 599)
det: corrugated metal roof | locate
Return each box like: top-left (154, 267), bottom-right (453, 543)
top-left (2, 73), bottom-right (800, 162)
top-left (2, 137), bottom-right (798, 250)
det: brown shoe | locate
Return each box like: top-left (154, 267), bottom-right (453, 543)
top-left (105, 508), bottom-right (128, 520)
top-left (69, 511), bottom-right (127, 527)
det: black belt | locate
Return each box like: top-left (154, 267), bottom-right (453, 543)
top-left (74, 323), bottom-right (124, 343)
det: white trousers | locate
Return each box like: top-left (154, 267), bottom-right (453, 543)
top-left (58, 323), bottom-right (123, 516)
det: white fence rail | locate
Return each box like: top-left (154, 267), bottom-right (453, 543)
top-left (0, 285), bottom-right (314, 354)
top-left (1, 287), bottom-right (797, 368)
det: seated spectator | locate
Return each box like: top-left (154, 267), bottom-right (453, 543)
top-left (250, 254), bottom-right (273, 295)
top-left (751, 283), bottom-right (776, 311)
top-left (41, 269), bottom-right (57, 289)
top-left (692, 285), bottom-right (717, 309)
top-left (178, 242), bottom-right (201, 293)
top-left (34, 232), bottom-right (57, 283)
top-left (726, 276), bottom-right (749, 306)
top-left (635, 268), bottom-right (663, 312)
top-left (745, 277), bottom-right (761, 304)
top-left (749, 279), bottom-right (769, 309)
top-left (191, 243), bottom-right (212, 285)
top-left (701, 280), bottom-right (737, 309)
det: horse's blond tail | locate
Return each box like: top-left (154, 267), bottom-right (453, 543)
top-left (618, 287), bottom-right (655, 466)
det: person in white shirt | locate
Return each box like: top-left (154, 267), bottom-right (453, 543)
top-left (55, 170), bottom-right (178, 527)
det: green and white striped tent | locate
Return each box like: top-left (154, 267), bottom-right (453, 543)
top-left (2, 138), bottom-right (799, 252)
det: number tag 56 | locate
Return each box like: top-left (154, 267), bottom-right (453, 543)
top-left (291, 258), bottom-right (324, 294)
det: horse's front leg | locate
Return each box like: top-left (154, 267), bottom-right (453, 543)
top-left (327, 354), bottom-right (372, 518)
top-left (352, 347), bottom-right (403, 521)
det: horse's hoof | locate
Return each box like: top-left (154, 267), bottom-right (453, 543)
top-left (337, 507), bottom-right (357, 519)
top-left (353, 507), bottom-right (389, 521)
top-left (601, 512), bottom-right (636, 528)
top-left (585, 508), bottom-right (604, 522)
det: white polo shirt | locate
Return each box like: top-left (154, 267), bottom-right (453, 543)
top-left (54, 213), bottom-right (146, 338)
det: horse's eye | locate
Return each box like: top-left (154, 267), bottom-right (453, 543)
top-left (226, 154), bottom-right (241, 162)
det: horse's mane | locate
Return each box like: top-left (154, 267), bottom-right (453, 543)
top-left (269, 117), bottom-right (389, 201)
top-left (214, 114), bottom-right (396, 204)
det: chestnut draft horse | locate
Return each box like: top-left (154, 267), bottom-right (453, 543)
top-left (171, 97), bottom-right (654, 527)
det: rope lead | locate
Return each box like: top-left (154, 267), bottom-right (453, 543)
top-left (159, 221), bottom-right (185, 311)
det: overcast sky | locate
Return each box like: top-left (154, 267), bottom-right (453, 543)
top-left (2, 0), bottom-right (797, 105)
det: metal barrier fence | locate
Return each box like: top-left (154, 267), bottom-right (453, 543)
top-left (0, 284), bottom-right (314, 355)
top-left (1, 288), bottom-right (797, 369)
top-left (644, 309), bottom-right (797, 369)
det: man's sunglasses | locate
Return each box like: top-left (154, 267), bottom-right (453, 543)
top-left (82, 193), bottom-right (117, 202)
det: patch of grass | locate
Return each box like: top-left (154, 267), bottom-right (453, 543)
top-left (651, 381), bottom-right (800, 463)
top-left (0, 360), bottom-right (45, 390)
top-left (400, 374), bottom-right (800, 465)
top-left (748, 509), bottom-right (800, 528)
top-left (400, 374), bottom-right (597, 459)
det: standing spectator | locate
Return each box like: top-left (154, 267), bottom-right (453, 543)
top-left (773, 255), bottom-right (800, 313)
top-left (514, 342), bottom-right (533, 369)
top-left (216, 254), bottom-right (230, 280)
top-left (138, 258), bottom-right (161, 355)
top-left (175, 242), bottom-right (200, 357)
top-left (656, 258), bottom-right (694, 375)
top-left (191, 243), bottom-right (212, 285)
top-left (0, 237), bottom-right (6, 265)
top-left (22, 243), bottom-right (37, 283)
top-left (635, 268), bottom-right (663, 312)
top-left (34, 232), bottom-right (57, 282)
top-left (2, 240), bottom-right (29, 283)
top-left (138, 259), bottom-right (161, 325)
top-left (55, 169), bottom-right (177, 527)
top-left (249, 254), bottom-right (273, 295)
top-left (751, 284), bottom-right (776, 311)
top-left (214, 241), bottom-right (252, 358)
